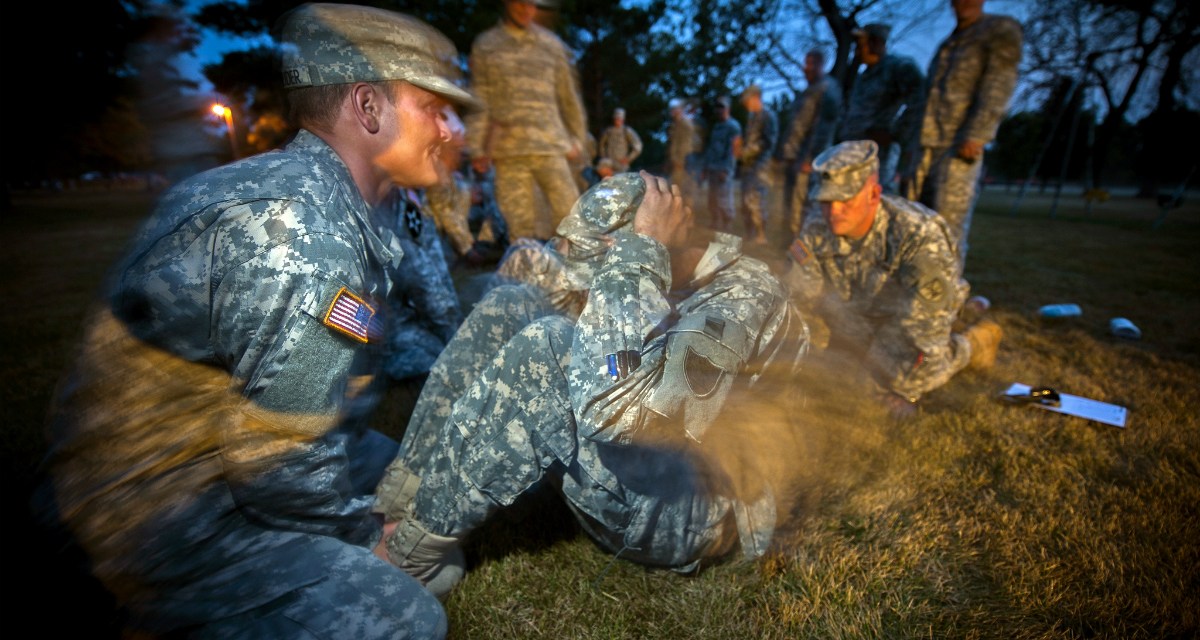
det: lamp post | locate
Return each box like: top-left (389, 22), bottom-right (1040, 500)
top-left (211, 103), bottom-right (239, 161)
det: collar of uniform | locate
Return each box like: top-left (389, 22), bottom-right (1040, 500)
top-left (689, 231), bottom-right (743, 284)
top-left (289, 129), bottom-right (399, 270)
top-left (500, 19), bottom-right (537, 43)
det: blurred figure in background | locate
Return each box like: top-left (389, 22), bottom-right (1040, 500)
top-left (597, 107), bottom-right (644, 172)
top-left (838, 23), bottom-right (924, 193)
top-left (903, 0), bottom-right (1023, 266)
top-left (702, 95), bottom-right (742, 232)
top-left (666, 97), bottom-right (701, 207)
top-left (467, 0), bottom-right (588, 240)
top-left (737, 84), bottom-right (777, 245)
top-left (776, 49), bottom-right (842, 245)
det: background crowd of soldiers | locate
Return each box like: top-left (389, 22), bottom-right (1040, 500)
top-left (430, 0), bottom-right (1019, 278)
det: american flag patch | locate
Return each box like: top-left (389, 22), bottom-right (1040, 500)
top-left (323, 287), bottom-right (377, 343)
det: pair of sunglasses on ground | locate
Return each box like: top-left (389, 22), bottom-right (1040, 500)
top-left (999, 386), bottom-right (1062, 408)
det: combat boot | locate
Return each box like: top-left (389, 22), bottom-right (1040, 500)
top-left (964, 319), bottom-right (1003, 370)
top-left (385, 517), bottom-right (465, 598)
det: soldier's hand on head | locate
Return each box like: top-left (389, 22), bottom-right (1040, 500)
top-left (634, 171), bottom-right (691, 250)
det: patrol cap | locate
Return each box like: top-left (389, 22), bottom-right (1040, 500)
top-left (810, 140), bottom-right (879, 202)
top-left (852, 23), bottom-right (891, 41)
top-left (613, 108), bottom-right (626, 118)
top-left (278, 3), bottom-right (477, 108)
top-left (712, 95), bottom-right (731, 109)
top-left (555, 172), bottom-right (645, 284)
top-left (668, 97), bottom-right (684, 110)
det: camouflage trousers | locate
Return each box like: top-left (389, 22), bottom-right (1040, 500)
top-left (706, 169), bottom-right (736, 232)
top-left (824, 280), bottom-right (971, 401)
top-left (739, 166), bottom-right (771, 240)
top-left (907, 146), bottom-right (984, 265)
top-left (190, 541), bottom-right (446, 640)
top-left (388, 285), bottom-right (736, 570)
top-left (494, 155), bottom-right (581, 241)
top-left (131, 431), bottom-right (445, 639)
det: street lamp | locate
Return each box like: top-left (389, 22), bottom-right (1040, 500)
top-left (211, 103), bottom-right (239, 161)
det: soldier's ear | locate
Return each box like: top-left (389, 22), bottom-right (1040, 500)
top-left (350, 82), bottom-right (383, 135)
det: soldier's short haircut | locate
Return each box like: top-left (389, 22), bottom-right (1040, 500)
top-left (806, 49), bottom-right (826, 65)
top-left (287, 81), bottom-right (399, 133)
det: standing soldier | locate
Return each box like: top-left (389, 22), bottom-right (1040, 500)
top-left (839, 23), bottom-right (924, 192)
top-left (468, 0), bottom-right (589, 240)
top-left (597, 107), bottom-right (644, 172)
top-left (666, 97), bottom-right (700, 205)
top-left (702, 96), bottom-right (742, 232)
top-left (776, 49), bottom-right (842, 244)
top-left (904, 0), bottom-right (1023, 266)
top-left (738, 84), bottom-right (777, 245)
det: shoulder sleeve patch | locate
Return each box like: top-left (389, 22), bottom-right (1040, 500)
top-left (323, 286), bottom-right (379, 343)
top-left (788, 238), bottom-right (812, 265)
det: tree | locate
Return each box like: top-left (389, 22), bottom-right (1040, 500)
top-left (1022, 0), bottom-right (1200, 189)
top-left (2, 0), bottom-right (157, 187)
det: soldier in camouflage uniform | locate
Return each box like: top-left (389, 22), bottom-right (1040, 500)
top-left (666, 97), bottom-right (701, 206)
top-left (702, 96), bottom-right (743, 232)
top-left (423, 115), bottom-right (477, 263)
top-left (776, 49), bottom-right (842, 243)
top-left (738, 85), bottom-right (778, 244)
top-left (425, 115), bottom-right (509, 266)
top-left (34, 5), bottom-right (474, 637)
top-left (467, 0), bottom-right (589, 240)
top-left (597, 107), bottom-right (644, 172)
top-left (782, 141), bottom-right (1002, 418)
top-left (375, 172), bottom-right (810, 594)
top-left (904, 0), bottom-right (1023, 265)
top-left (375, 187), bottom-right (463, 383)
top-left (839, 24), bottom-right (924, 192)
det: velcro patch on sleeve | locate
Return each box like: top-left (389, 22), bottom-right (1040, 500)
top-left (788, 238), bottom-right (812, 265)
top-left (323, 287), bottom-right (377, 343)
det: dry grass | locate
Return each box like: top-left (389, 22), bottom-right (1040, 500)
top-left (4, 186), bottom-right (1198, 638)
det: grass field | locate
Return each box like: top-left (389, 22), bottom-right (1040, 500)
top-left (3, 185), bottom-right (1198, 638)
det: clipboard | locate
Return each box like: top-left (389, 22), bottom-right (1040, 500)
top-left (1001, 382), bottom-right (1127, 428)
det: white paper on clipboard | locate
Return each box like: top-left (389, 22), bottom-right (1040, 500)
top-left (1003, 383), bottom-right (1128, 428)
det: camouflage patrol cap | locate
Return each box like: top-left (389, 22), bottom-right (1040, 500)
top-left (811, 140), bottom-right (879, 202)
top-left (852, 23), bottom-right (891, 41)
top-left (278, 3), bottom-right (476, 108)
top-left (555, 172), bottom-right (646, 286)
